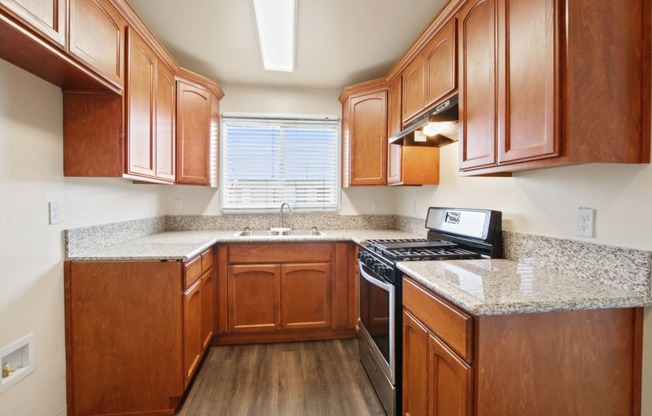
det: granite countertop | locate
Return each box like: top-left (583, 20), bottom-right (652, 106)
top-left (398, 259), bottom-right (652, 316)
top-left (66, 229), bottom-right (422, 261)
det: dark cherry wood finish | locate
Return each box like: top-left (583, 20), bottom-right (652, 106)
top-left (402, 276), bottom-right (644, 416)
top-left (340, 78), bottom-right (388, 187)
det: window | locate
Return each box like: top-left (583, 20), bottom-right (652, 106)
top-left (221, 115), bottom-right (340, 212)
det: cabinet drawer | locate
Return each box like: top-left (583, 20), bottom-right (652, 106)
top-left (184, 256), bottom-right (202, 290)
top-left (403, 277), bottom-right (473, 362)
top-left (229, 244), bottom-right (332, 264)
top-left (201, 247), bottom-right (214, 271)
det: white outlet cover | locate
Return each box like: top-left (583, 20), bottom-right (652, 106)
top-left (576, 207), bottom-right (595, 238)
top-left (48, 201), bottom-right (61, 225)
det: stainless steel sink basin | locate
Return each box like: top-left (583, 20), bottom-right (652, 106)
top-left (235, 228), bottom-right (323, 237)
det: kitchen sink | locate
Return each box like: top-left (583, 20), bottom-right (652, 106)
top-left (235, 228), bottom-right (323, 237)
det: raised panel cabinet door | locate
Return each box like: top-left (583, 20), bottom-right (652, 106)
top-left (402, 310), bottom-right (429, 416)
top-left (126, 29), bottom-right (156, 178)
top-left (182, 279), bottom-right (202, 388)
top-left (228, 264), bottom-right (280, 333)
top-left (402, 55), bottom-right (425, 122)
top-left (0, 0), bottom-right (65, 46)
top-left (280, 263), bottom-right (332, 330)
top-left (497, 0), bottom-right (559, 164)
top-left (387, 144), bottom-right (403, 185)
top-left (458, 0), bottom-right (498, 170)
top-left (349, 91), bottom-right (388, 186)
top-left (428, 333), bottom-right (472, 416)
top-left (156, 62), bottom-right (176, 181)
top-left (176, 80), bottom-right (212, 185)
top-left (68, 0), bottom-right (125, 88)
top-left (201, 271), bottom-right (214, 349)
top-left (423, 19), bottom-right (457, 108)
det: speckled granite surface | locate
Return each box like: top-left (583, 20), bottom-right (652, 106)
top-left (396, 215), bottom-right (428, 236)
top-left (66, 229), bottom-right (422, 261)
top-left (65, 217), bottom-right (166, 258)
top-left (503, 231), bottom-right (652, 296)
top-left (398, 259), bottom-right (652, 315)
top-left (165, 214), bottom-right (397, 231)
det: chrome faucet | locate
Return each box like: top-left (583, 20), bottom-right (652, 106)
top-left (279, 202), bottom-right (293, 229)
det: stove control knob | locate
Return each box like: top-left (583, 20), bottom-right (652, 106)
top-left (383, 268), bottom-right (394, 280)
top-left (365, 257), bottom-right (374, 268)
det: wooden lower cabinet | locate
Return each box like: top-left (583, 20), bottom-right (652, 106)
top-left (65, 247), bottom-right (216, 416)
top-left (402, 277), bottom-right (643, 416)
top-left (218, 243), bottom-right (356, 344)
top-left (182, 278), bottom-right (202, 388)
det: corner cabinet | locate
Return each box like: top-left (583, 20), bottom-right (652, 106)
top-left (64, 247), bottom-right (217, 416)
top-left (340, 79), bottom-right (388, 187)
top-left (401, 276), bottom-right (643, 415)
top-left (216, 242), bottom-right (357, 344)
top-left (458, 0), bottom-right (650, 175)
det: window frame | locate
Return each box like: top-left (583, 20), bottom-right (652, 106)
top-left (219, 113), bottom-right (342, 214)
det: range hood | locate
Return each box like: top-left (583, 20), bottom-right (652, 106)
top-left (389, 94), bottom-right (459, 147)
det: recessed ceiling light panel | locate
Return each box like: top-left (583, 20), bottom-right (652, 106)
top-left (253, 0), bottom-right (296, 72)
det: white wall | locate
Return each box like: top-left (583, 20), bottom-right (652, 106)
top-left (165, 83), bottom-right (398, 215)
top-left (394, 137), bottom-right (652, 414)
top-left (0, 60), bottom-right (166, 416)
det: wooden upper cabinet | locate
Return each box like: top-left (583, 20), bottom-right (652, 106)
top-left (340, 81), bottom-right (388, 187)
top-left (0, 0), bottom-right (65, 46)
top-left (401, 55), bottom-right (424, 123)
top-left (458, 0), bottom-right (498, 171)
top-left (497, 0), bottom-right (558, 165)
top-left (155, 62), bottom-right (176, 181)
top-left (68, 0), bottom-right (126, 89)
top-left (423, 19), bottom-right (457, 109)
top-left (458, 0), bottom-right (650, 175)
top-left (176, 78), bottom-right (213, 186)
top-left (126, 30), bottom-right (156, 178)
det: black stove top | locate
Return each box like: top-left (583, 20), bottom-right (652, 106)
top-left (365, 238), bottom-right (482, 261)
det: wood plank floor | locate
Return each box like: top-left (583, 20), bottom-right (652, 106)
top-left (176, 338), bottom-right (386, 416)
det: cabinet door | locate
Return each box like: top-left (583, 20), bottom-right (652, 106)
top-left (458, 0), bottom-right (498, 170)
top-left (348, 91), bottom-right (387, 186)
top-left (0, 0), bottom-right (65, 46)
top-left (427, 333), bottom-right (472, 416)
top-left (201, 271), bottom-right (214, 349)
top-left (228, 264), bottom-right (280, 333)
top-left (68, 0), bottom-right (125, 88)
top-left (280, 263), bottom-right (331, 330)
top-left (402, 310), bottom-right (429, 416)
top-left (176, 80), bottom-right (212, 185)
top-left (497, 0), bottom-right (559, 164)
top-left (387, 77), bottom-right (403, 185)
top-left (126, 29), bottom-right (156, 178)
top-left (183, 279), bottom-right (202, 387)
top-left (423, 19), bottom-right (457, 108)
top-left (156, 62), bottom-right (176, 181)
top-left (402, 55), bottom-right (425, 122)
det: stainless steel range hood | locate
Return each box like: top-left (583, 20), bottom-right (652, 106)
top-left (389, 94), bottom-right (459, 147)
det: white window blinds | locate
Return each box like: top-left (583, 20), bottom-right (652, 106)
top-left (221, 115), bottom-right (340, 212)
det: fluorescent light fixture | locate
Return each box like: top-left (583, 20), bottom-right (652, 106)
top-left (253, 0), bottom-right (296, 72)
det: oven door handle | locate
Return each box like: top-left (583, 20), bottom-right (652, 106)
top-left (359, 263), bottom-right (392, 291)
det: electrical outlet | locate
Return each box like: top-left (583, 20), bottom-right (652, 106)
top-left (173, 199), bottom-right (183, 212)
top-left (372, 201), bottom-right (381, 213)
top-left (576, 207), bottom-right (595, 238)
top-left (410, 201), bottom-right (417, 215)
top-left (48, 201), bottom-right (61, 225)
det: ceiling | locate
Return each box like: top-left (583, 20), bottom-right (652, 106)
top-left (127, 0), bottom-right (447, 90)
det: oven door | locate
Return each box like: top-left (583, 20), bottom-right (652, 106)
top-left (358, 260), bottom-right (395, 384)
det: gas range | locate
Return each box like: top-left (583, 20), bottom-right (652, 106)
top-left (357, 207), bottom-right (502, 416)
